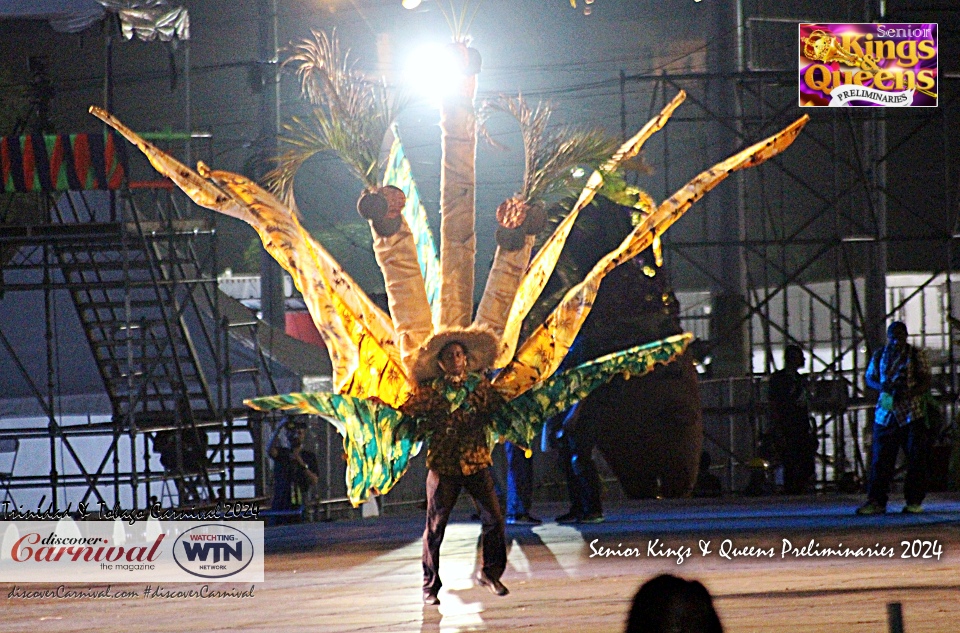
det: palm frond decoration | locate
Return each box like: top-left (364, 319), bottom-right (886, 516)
top-left (265, 30), bottom-right (403, 199)
top-left (438, 1), bottom-right (484, 42)
top-left (480, 95), bottom-right (620, 207)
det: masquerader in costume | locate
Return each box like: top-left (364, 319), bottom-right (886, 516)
top-left (401, 338), bottom-right (507, 603)
top-left (90, 23), bottom-right (807, 600)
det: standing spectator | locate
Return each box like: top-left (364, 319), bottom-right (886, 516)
top-left (541, 332), bottom-right (605, 525)
top-left (692, 451), bottom-right (723, 498)
top-left (857, 321), bottom-right (932, 515)
top-left (268, 417), bottom-right (319, 524)
top-left (550, 402), bottom-right (604, 523)
top-left (768, 344), bottom-right (817, 494)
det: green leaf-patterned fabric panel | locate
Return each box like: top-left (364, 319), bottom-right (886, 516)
top-left (247, 392), bottom-right (421, 506)
top-left (491, 333), bottom-right (691, 449)
top-left (245, 333), bottom-right (690, 505)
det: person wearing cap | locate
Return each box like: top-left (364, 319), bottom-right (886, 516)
top-left (402, 336), bottom-right (509, 605)
top-left (267, 416), bottom-right (319, 525)
top-left (857, 321), bottom-right (932, 515)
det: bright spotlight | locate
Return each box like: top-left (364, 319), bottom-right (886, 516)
top-left (405, 43), bottom-right (465, 103)
top-left (402, 0), bottom-right (422, 8)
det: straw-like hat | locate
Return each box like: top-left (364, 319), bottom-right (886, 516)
top-left (410, 325), bottom-right (499, 384)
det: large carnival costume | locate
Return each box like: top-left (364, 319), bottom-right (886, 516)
top-left (90, 30), bottom-right (807, 509)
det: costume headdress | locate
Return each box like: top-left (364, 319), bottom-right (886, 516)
top-left (411, 324), bottom-right (499, 384)
top-left (91, 30), bottom-right (807, 505)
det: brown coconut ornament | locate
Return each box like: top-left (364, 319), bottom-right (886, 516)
top-left (496, 197), bottom-right (527, 230)
top-left (358, 187), bottom-right (405, 237)
top-left (380, 185), bottom-right (407, 219)
top-left (446, 42), bottom-right (482, 76)
top-left (357, 189), bottom-right (388, 221)
top-left (522, 201), bottom-right (547, 235)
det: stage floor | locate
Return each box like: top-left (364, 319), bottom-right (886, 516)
top-left (2, 494), bottom-right (960, 632)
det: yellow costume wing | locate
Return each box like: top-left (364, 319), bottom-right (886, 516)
top-left (494, 90), bottom-right (687, 366)
top-left (493, 115), bottom-right (809, 399)
top-left (90, 106), bottom-right (411, 406)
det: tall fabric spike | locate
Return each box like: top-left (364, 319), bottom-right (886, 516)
top-left (494, 90), bottom-right (687, 366)
top-left (493, 114), bottom-right (809, 399)
top-left (474, 236), bottom-right (535, 341)
top-left (437, 48), bottom-right (479, 330)
top-left (371, 219), bottom-right (434, 374)
top-left (206, 169), bottom-right (412, 406)
top-left (89, 106), bottom-right (410, 406)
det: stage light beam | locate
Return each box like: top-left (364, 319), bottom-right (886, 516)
top-left (404, 43), bottom-right (465, 103)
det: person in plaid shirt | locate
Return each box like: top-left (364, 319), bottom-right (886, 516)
top-left (857, 321), bottom-right (932, 515)
top-left (401, 340), bottom-right (508, 605)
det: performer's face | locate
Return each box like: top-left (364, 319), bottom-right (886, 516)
top-left (438, 343), bottom-right (468, 377)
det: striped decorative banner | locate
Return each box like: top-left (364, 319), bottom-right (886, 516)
top-left (0, 132), bottom-right (127, 192)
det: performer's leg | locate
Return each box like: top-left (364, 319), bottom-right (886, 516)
top-left (803, 427), bottom-right (818, 491)
top-left (505, 442), bottom-right (532, 518)
top-left (865, 422), bottom-right (903, 508)
top-left (423, 470), bottom-right (461, 595)
top-left (782, 447), bottom-right (802, 494)
top-left (903, 421), bottom-right (931, 507)
top-left (269, 462), bottom-right (293, 526)
top-left (465, 467), bottom-right (506, 582)
top-left (557, 434), bottom-right (583, 520)
top-left (569, 422), bottom-right (602, 516)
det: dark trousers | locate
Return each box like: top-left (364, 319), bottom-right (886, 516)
top-left (558, 405), bottom-right (602, 516)
top-left (866, 420), bottom-right (930, 507)
top-left (782, 427), bottom-right (817, 495)
top-left (423, 467), bottom-right (506, 595)
top-left (505, 442), bottom-right (532, 517)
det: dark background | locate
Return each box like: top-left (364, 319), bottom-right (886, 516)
top-left (1, 0), bottom-right (957, 294)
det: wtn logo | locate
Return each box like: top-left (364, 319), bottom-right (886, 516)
top-left (181, 541), bottom-right (243, 563)
top-left (173, 525), bottom-right (255, 579)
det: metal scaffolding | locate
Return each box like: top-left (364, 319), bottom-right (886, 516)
top-left (0, 181), bottom-right (287, 510)
top-left (617, 15), bottom-right (959, 492)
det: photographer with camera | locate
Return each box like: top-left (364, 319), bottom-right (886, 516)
top-left (268, 416), bottom-right (319, 524)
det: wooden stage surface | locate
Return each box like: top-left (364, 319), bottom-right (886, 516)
top-left (2, 494), bottom-right (959, 632)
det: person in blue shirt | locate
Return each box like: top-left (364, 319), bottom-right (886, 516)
top-left (856, 321), bottom-right (932, 515)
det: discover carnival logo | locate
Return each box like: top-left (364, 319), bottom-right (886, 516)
top-left (173, 524), bottom-right (255, 579)
top-left (10, 531), bottom-right (164, 564)
top-left (0, 520), bottom-right (263, 583)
